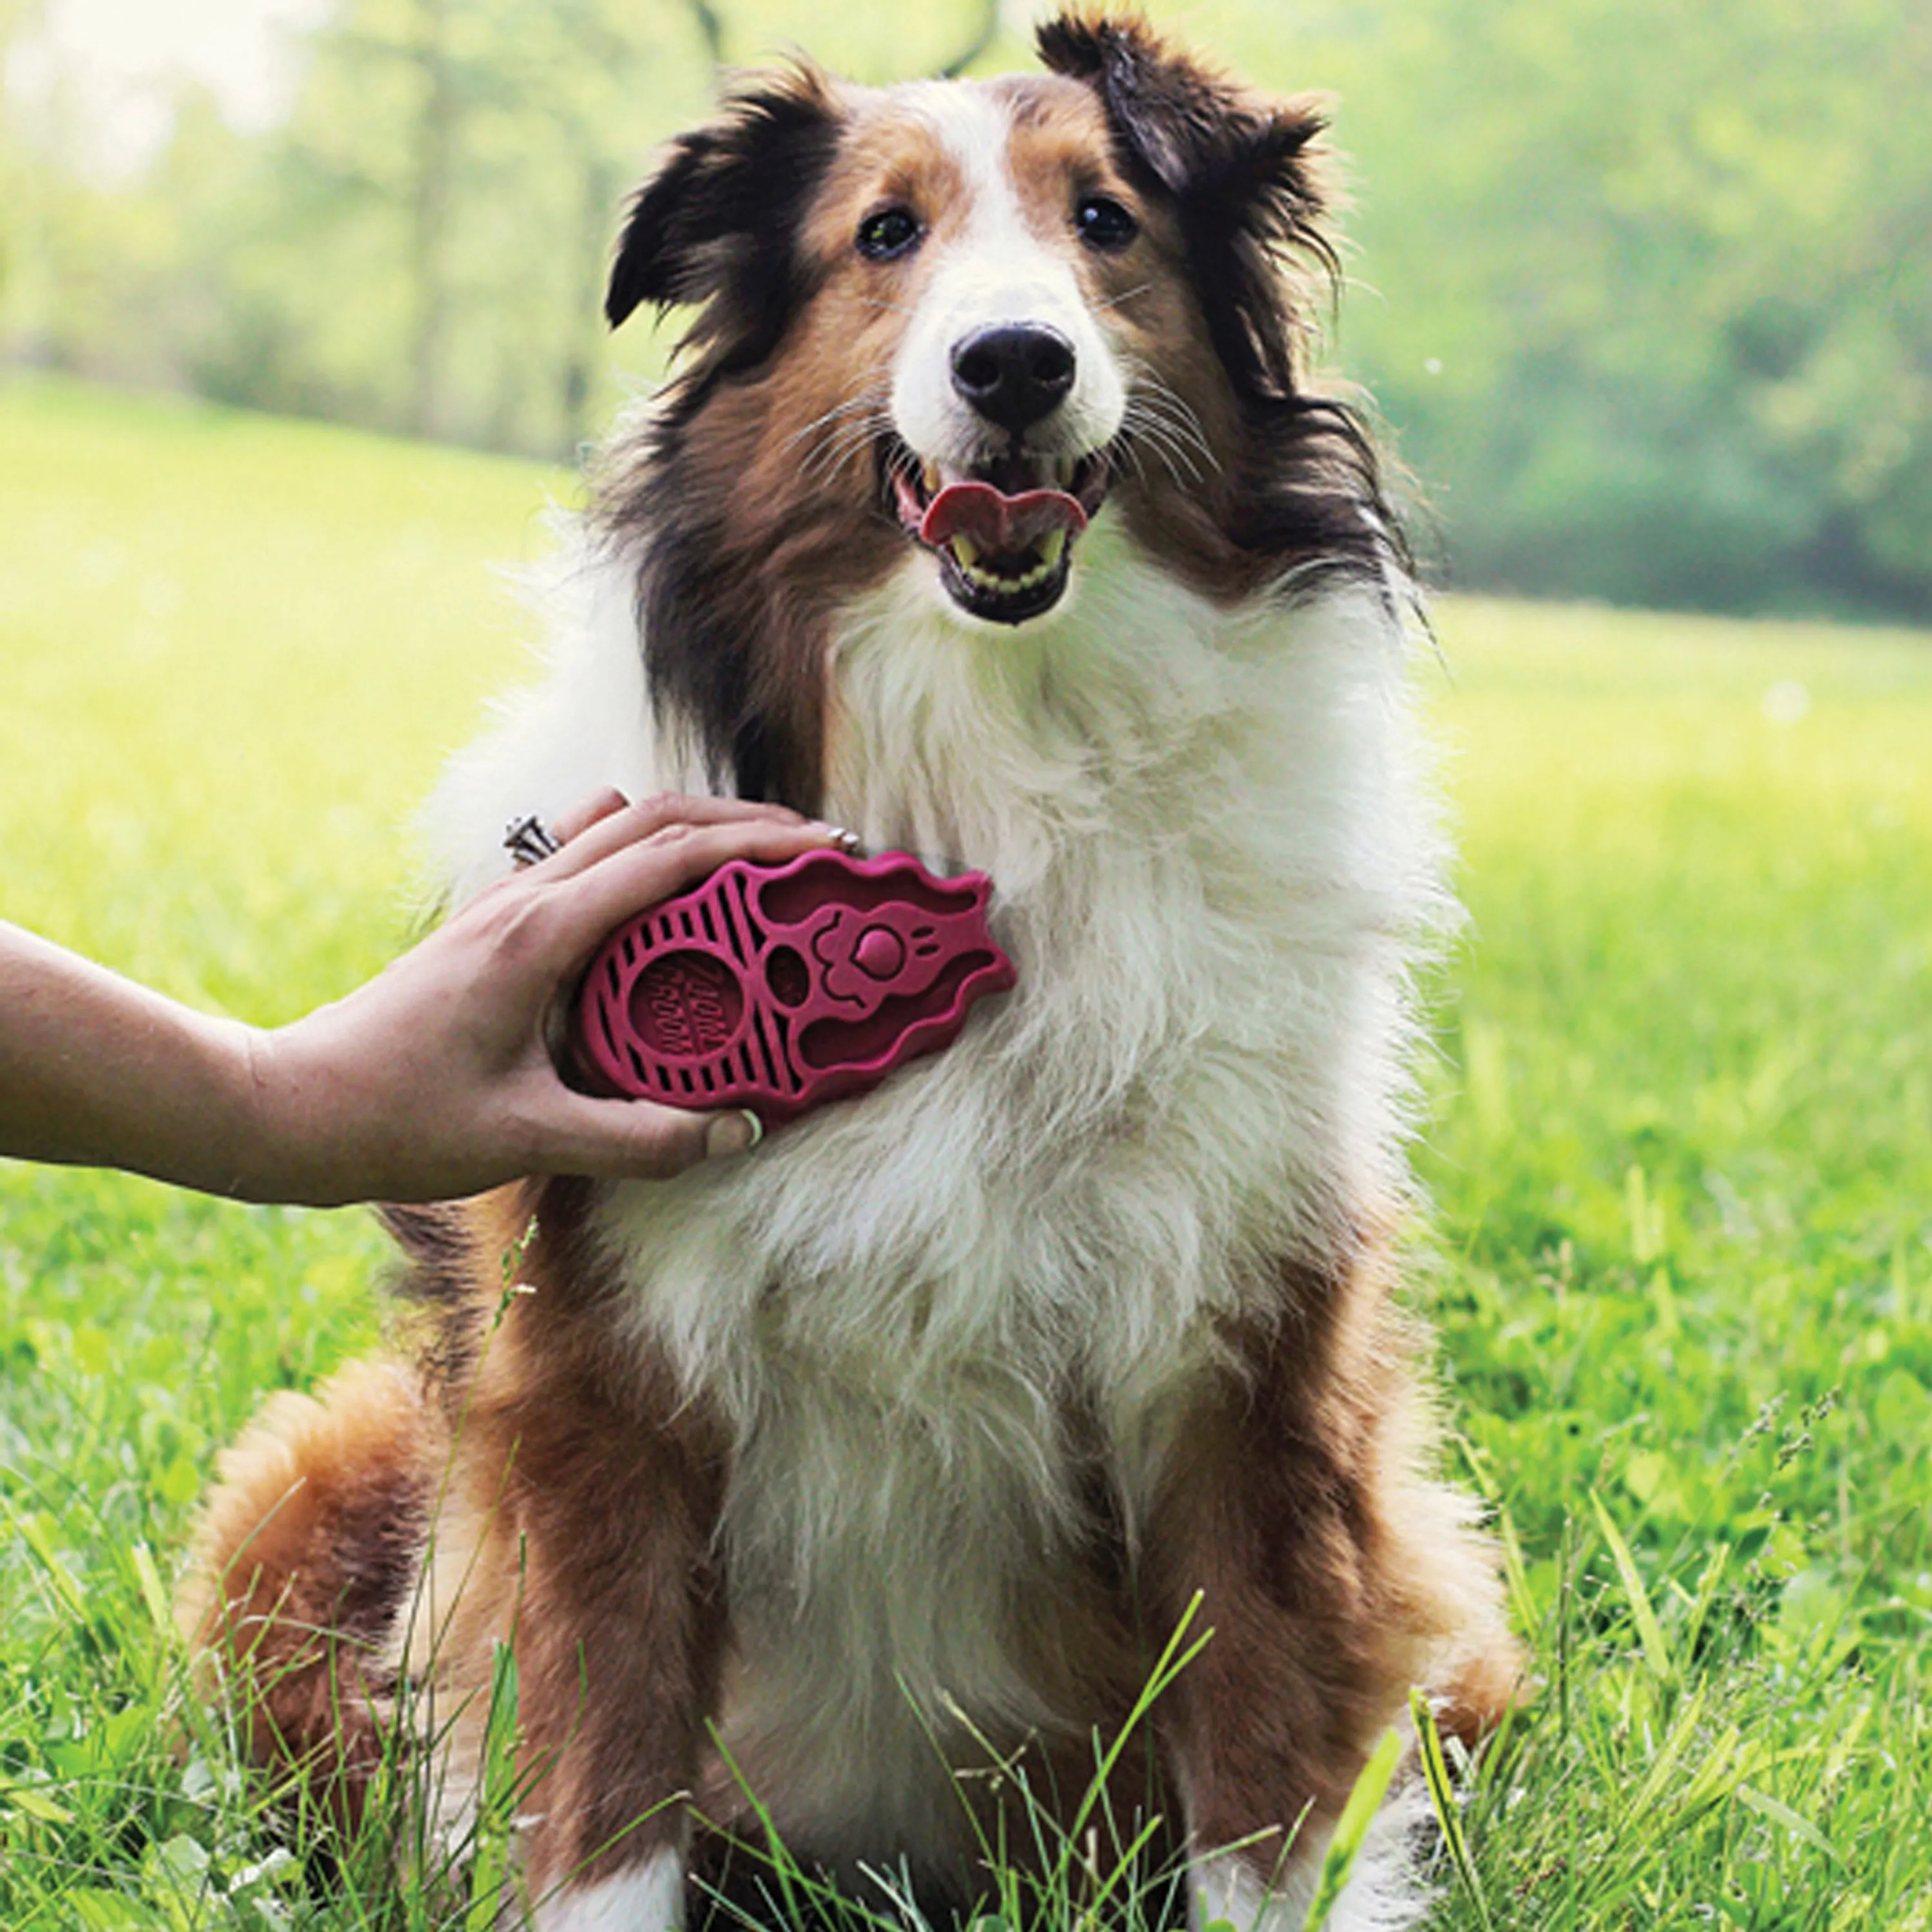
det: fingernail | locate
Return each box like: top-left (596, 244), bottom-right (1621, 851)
top-left (810, 823), bottom-right (863, 853)
top-left (704, 1110), bottom-right (764, 1159)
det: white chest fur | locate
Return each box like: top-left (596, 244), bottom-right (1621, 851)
top-left (425, 524), bottom-right (1444, 1842)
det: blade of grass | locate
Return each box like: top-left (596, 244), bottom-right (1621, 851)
top-left (1410, 1691), bottom-right (1492, 1932)
top-left (1301, 1725), bottom-right (1403, 1932)
top-left (1736, 1785), bottom-right (1842, 1866)
top-left (465, 1640), bottom-right (521, 1932)
top-left (1496, 1506), bottom-right (1539, 1643)
top-left (1591, 1490), bottom-right (1674, 1683)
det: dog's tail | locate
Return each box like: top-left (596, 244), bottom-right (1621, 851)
top-left (178, 1356), bottom-right (438, 1825)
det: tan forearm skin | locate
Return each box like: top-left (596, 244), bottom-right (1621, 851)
top-left (0, 922), bottom-right (273, 1197)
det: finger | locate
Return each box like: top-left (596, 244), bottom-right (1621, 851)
top-left (456, 814), bottom-right (841, 1011)
top-left (535, 793), bottom-right (820, 885)
top-left (527, 1092), bottom-right (764, 1181)
top-left (543, 817), bottom-right (849, 963)
top-left (550, 787), bottom-right (632, 846)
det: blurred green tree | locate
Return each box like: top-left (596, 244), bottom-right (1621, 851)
top-left (146, 0), bottom-right (1024, 455)
top-left (1324, 0), bottom-right (1932, 615)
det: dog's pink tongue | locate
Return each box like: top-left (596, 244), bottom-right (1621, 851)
top-left (920, 481), bottom-right (1087, 553)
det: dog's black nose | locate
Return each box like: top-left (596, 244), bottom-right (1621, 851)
top-left (951, 324), bottom-right (1076, 433)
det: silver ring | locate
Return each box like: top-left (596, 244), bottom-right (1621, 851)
top-left (504, 813), bottom-right (563, 868)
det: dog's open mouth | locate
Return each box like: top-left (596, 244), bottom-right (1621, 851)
top-left (889, 445), bottom-right (1110, 625)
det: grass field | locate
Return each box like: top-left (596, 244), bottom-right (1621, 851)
top-left (3, 374), bottom-right (1929, 1929)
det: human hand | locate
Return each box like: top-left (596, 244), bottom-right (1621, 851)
top-left (245, 792), bottom-right (849, 1204)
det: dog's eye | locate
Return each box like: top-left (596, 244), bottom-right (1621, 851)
top-left (857, 207), bottom-right (922, 260)
top-left (1075, 196), bottom-right (1138, 251)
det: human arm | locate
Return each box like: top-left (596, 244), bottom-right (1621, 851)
top-left (0, 793), bottom-right (844, 1205)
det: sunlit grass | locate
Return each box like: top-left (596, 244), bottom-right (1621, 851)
top-left (3, 376), bottom-right (1928, 1927)
top-left (0, 373), bottom-right (565, 1016)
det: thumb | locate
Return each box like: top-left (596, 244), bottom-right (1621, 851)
top-left (532, 1093), bottom-right (765, 1181)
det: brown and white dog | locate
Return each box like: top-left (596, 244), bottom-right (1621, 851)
top-left (184, 13), bottom-right (1519, 1929)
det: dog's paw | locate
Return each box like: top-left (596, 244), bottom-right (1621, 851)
top-left (1191, 1813), bottom-right (1429, 1932)
top-left (528, 1847), bottom-right (685, 1932)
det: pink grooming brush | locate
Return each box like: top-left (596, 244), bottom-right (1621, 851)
top-left (572, 848), bottom-right (1016, 1123)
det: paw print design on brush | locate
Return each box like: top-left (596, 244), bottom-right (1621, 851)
top-left (573, 848), bottom-right (1017, 1123)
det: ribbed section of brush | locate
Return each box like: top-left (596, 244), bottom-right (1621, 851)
top-left (573, 848), bottom-right (1016, 1123)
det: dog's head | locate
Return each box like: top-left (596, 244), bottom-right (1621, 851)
top-left (601, 10), bottom-right (1389, 805)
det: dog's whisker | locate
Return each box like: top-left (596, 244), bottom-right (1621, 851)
top-left (1112, 435), bottom-right (1152, 490)
top-left (1133, 379), bottom-right (1218, 467)
top-left (786, 393), bottom-right (887, 444)
top-left (1124, 402), bottom-right (1205, 455)
top-left (800, 399), bottom-right (890, 449)
top-left (1122, 400), bottom-right (1218, 478)
top-left (1137, 444), bottom-right (1193, 490)
top-left (816, 421), bottom-right (878, 458)
top-left (1126, 379), bottom-right (1215, 448)
top-left (783, 384), bottom-right (895, 455)
top-left (800, 439), bottom-right (872, 487)
top-left (793, 430), bottom-right (883, 479)
top-left (1121, 357), bottom-right (1213, 427)
top-left (1130, 432), bottom-right (1198, 489)
top-left (799, 409), bottom-right (896, 484)
top-left (1136, 432), bottom-right (1203, 489)
top-left (1119, 402), bottom-right (1209, 486)
top-left (824, 435), bottom-right (891, 485)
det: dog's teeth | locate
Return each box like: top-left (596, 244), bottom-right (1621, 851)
top-left (952, 542), bottom-right (1068, 596)
top-left (922, 459), bottom-right (942, 494)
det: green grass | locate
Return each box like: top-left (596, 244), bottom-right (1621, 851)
top-left (3, 373), bottom-right (1929, 1929)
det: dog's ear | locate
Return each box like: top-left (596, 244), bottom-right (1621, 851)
top-left (1037, 12), bottom-right (1334, 399)
top-left (606, 64), bottom-right (843, 360)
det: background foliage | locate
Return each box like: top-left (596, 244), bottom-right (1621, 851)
top-left (3, 0), bottom-right (1928, 620)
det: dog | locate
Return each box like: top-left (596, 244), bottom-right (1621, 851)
top-left (182, 12), bottom-right (1519, 1929)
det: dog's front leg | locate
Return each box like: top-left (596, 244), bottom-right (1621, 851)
top-left (509, 1385), bottom-right (730, 1932)
top-left (1142, 1313), bottom-right (1437, 1932)
top-left (426, 1328), bottom-right (730, 1932)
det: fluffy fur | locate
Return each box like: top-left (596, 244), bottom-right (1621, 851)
top-left (182, 14), bottom-right (1519, 1929)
